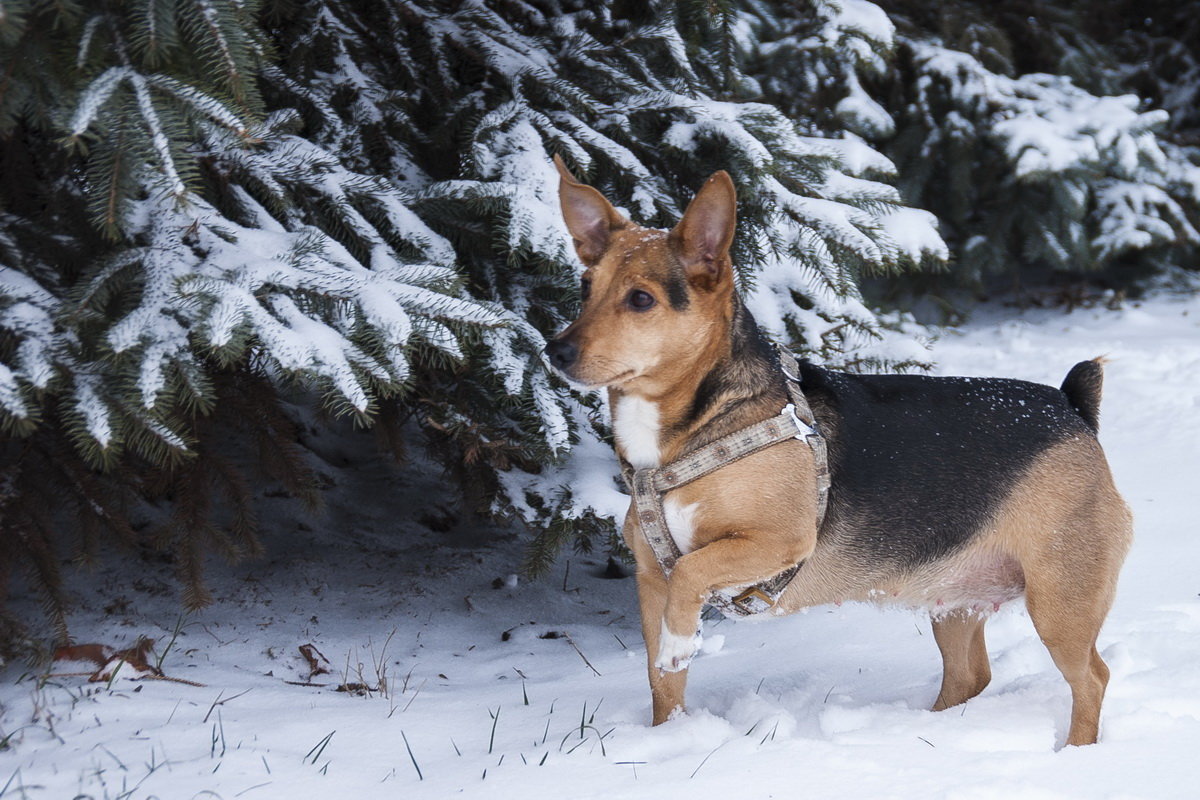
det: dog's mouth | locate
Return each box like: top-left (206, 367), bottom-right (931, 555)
top-left (552, 365), bottom-right (635, 390)
top-left (602, 369), bottom-right (636, 387)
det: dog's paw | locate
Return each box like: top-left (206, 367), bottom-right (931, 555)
top-left (654, 620), bottom-right (701, 673)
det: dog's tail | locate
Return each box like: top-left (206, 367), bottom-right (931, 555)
top-left (1061, 358), bottom-right (1106, 433)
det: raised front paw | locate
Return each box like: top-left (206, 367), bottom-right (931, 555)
top-left (654, 619), bottom-right (701, 673)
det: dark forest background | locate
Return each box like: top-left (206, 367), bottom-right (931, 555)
top-left (2, 0), bottom-right (1197, 649)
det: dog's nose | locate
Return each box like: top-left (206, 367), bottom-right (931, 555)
top-left (545, 339), bottom-right (579, 371)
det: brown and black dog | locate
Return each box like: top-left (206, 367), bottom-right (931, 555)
top-left (544, 156), bottom-right (1133, 746)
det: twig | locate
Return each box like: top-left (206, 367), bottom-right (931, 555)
top-left (204, 688), bottom-right (251, 722)
top-left (142, 674), bottom-right (206, 688)
top-left (562, 632), bottom-right (601, 677)
top-left (40, 672), bottom-right (94, 679)
top-left (202, 625), bottom-right (232, 646)
top-left (401, 679), bottom-right (427, 713)
top-left (40, 671), bottom-right (206, 687)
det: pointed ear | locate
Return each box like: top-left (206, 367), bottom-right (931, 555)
top-left (670, 171), bottom-right (737, 291)
top-left (555, 154), bottom-right (627, 266)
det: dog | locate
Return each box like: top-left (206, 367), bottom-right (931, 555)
top-left (544, 156), bottom-right (1132, 746)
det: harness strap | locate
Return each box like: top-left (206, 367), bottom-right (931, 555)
top-left (621, 345), bottom-right (831, 618)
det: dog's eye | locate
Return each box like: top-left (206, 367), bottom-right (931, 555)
top-left (580, 277), bottom-right (591, 302)
top-left (627, 289), bottom-right (656, 311)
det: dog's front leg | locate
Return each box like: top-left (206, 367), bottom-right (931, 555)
top-left (656, 530), bottom-right (811, 673)
top-left (625, 511), bottom-right (690, 724)
top-left (635, 563), bottom-right (690, 724)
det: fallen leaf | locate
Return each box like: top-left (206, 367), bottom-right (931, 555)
top-left (299, 643), bottom-right (331, 679)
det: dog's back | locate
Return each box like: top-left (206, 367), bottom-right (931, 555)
top-left (799, 362), bottom-right (1107, 569)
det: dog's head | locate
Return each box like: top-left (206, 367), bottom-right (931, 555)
top-left (545, 156), bottom-right (738, 391)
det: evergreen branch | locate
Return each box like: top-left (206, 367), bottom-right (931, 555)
top-left (129, 71), bottom-right (186, 196)
top-left (67, 65), bottom-right (129, 139)
top-left (138, 0), bottom-right (181, 66)
top-left (188, 0), bottom-right (250, 107)
top-left (145, 73), bottom-right (253, 138)
top-left (76, 12), bottom-right (103, 69)
top-left (93, 104), bottom-right (132, 235)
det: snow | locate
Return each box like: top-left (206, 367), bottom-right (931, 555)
top-left (801, 133), bottom-right (897, 177)
top-left (529, 368), bottom-right (571, 453)
top-left (663, 100), bottom-right (776, 170)
top-left (89, 166), bottom-right (509, 419)
top-left (0, 267), bottom-right (58, 393)
top-left (146, 75), bottom-right (251, 136)
top-left (814, 0), bottom-right (895, 73)
top-left (5, 288), bottom-right (1200, 797)
top-left (835, 71), bottom-right (896, 138)
top-left (68, 67), bottom-right (130, 137)
top-left (0, 362), bottom-right (25, 419)
top-left (73, 374), bottom-right (113, 448)
top-left (130, 73), bottom-right (187, 197)
top-left (879, 207), bottom-right (951, 262)
top-left (905, 38), bottom-right (1195, 268)
top-left (824, 0), bottom-right (895, 50)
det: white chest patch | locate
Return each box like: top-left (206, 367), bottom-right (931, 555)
top-left (663, 498), bottom-right (700, 554)
top-left (613, 395), bottom-right (661, 469)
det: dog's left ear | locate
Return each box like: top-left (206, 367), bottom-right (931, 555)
top-left (671, 171), bottom-right (736, 292)
top-left (554, 154), bottom-right (628, 267)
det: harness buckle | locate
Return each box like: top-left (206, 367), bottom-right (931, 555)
top-left (782, 403), bottom-right (815, 439)
top-left (732, 586), bottom-right (776, 612)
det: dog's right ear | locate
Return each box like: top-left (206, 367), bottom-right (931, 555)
top-left (670, 171), bottom-right (736, 293)
top-left (555, 154), bottom-right (627, 266)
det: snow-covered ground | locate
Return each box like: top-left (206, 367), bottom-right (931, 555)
top-left (3, 289), bottom-right (1200, 799)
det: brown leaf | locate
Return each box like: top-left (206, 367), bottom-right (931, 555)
top-left (54, 644), bottom-right (114, 668)
top-left (335, 683), bottom-right (375, 695)
top-left (113, 636), bottom-right (157, 672)
top-left (299, 643), bottom-right (331, 678)
top-left (89, 637), bottom-right (162, 682)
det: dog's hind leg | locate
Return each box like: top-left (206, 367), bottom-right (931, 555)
top-left (1017, 474), bottom-right (1129, 744)
top-left (931, 610), bottom-right (991, 711)
top-left (1024, 573), bottom-right (1114, 746)
top-left (1023, 535), bottom-right (1127, 748)
top-left (998, 439), bottom-right (1131, 745)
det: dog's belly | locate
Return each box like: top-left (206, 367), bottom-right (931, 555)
top-left (779, 543), bottom-right (1025, 615)
top-left (880, 548), bottom-right (1026, 613)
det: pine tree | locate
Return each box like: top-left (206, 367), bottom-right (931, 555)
top-left (861, 1), bottom-right (1200, 305)
top-left (310, 0), bottom-right (945, 566)
top-left (0, 1), bottom-right (511, 629)
top-left (1, 0), bottom-right (949, 633)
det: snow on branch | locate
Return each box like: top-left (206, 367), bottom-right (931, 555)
top-left (0, 266), bottom-right (62, 426)
top-left (68, 66), bottom-right (131, 138)
top-left (145, 74), bottom-right (252, 136)
top-left (129, 72), bottom-right (186, 196)
top-left (907, 38), bottom-right (1200, 268)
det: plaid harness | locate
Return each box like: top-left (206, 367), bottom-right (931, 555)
top-left (620, 346), bottom-right (831, 618)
